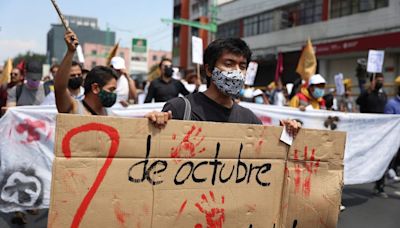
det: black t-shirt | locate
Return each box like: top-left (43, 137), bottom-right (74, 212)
top-left (356, 89), bottom-right (387, 113)
top-left (144, 77), bottom-right (190, 103)
top-left (162, 92), bottom-right (262, 125)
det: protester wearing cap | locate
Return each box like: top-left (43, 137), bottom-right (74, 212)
top-left (110, 56), bottom-right (137, 107)
top-left (55, 29), bottom-right (118, 115)
top-left (6, 61), bottom-right (46, 106)
top-left (289, 74), bottom-right (326, 110)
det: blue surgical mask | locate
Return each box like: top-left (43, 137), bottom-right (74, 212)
top-left (254, 96), bottom-right (264, 104)
top-left (312, 88), bottom-right (325, 99)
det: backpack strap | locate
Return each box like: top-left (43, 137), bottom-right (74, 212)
top-left (181, 96), bottom-right (192, 120)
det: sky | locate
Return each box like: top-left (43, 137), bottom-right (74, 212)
top-left (0, 0), bottom-right (173, 63)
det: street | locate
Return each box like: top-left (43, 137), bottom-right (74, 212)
top-left (1, 182), bottom-right (399, 228)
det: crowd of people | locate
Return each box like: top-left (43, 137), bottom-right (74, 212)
top-left (0, 28), bottom-right (400, 223)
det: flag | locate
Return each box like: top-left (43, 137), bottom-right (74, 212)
top-left (16, 60), bottom-right (25, 76)
top-left (274, 53), bottom-right (283, 82)
top-left (0, 58), bottom-right (13, 85)
top-left (106, 42), bottom-right (119, 66)
top-left (296, 38), bottom-right (316, 82)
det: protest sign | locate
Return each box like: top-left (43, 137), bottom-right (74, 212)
top-left (1, 104), bottom-right (399, 213)
top-left (48, 114), bottom-right (345, 227)
top-left (334, 73), bottom-right (345, 96)
top-left (245, 61), bottom-right (258, 86)
top-left (367, 50), bottom-right (385, 73)
top-left (192, 36), bottom-right (203, 65)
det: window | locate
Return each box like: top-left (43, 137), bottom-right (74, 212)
top-left (244, 15), bottom-right (259, 37)
top-left (153, 55), bottom-right (158, 61)
top-left (331, 0), bottom-right (389, 19)
top-left (91, 61), bottom-right (97, 69)
top-left (259, 12), bottom-right (274, 34)
top-left (331, 0), bottom-right (357, 18)
top-left (359, 0), bottom-right (376, 11)
top-left (91, 50), bottom-right (97, 55)
top-left (217, 20), bottom-right (241, 39)
top-left (299, 0), bottom-right (323, 25)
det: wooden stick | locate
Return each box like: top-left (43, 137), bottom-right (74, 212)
top-left (50, 0), bottom-right (69, 31)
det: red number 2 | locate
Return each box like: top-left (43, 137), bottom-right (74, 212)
top-left (62, 123), bottom-right (120, 228)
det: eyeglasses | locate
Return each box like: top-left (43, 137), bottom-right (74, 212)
top-left (70, 74), bottom-right (82, 77)
top-left (10, 73), bottom-right (19, 76)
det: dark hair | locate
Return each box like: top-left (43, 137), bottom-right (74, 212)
top-left (158, 58), bottom-right (172, 69)
top-left (71, 61), bottom-right (83, 71)
top-left (83, 66), bottom-right (118, 95)
top-left (323, 93), bottom-right (334, 110)
top-left (50, 64), bottom-right (60, 72)
top-left (204, 38), bottom-right (252, 87)
top-left (370, 73), bottom-right (384, 82)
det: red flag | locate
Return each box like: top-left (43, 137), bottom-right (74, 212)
top-left (16, 60), bottom-right (26, 76)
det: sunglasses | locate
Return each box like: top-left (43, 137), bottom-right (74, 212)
top-left (10, 73), bottom-right (19, 76)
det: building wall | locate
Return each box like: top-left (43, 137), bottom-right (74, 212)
top-left (215, 0), bottom-right (399, 93)
top-left (218, 0), bottom-right (299, 23)
top-left (243, 1), bottom-right (399, 52)
top-left (148, 50), bottom-right (172, 69)
top-left (83, 43), bottom-right (130, 71)
top-left (47, 24), bottom-right (115, 64)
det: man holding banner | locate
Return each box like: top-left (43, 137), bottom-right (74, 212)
top-left (146, 38), bottom-right (301, 136)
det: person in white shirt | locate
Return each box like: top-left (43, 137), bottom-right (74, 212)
top-left (110, 56), bottom-right (137, 107)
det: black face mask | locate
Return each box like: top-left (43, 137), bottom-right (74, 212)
top-left (164, 67), bottom-right (174, 78)
top-left (68, 77), bottom-right (83, 90)
top-left (375, 81), bottom-right (383, 91)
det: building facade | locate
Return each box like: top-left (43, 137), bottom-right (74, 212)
top-left (172, 0), bottom-right (215, 70)
top-left (215, 0), bottom-right (399, 93)
top-left (148, 50), bottom-right (173, 68)
top-left (47, 15), bottom-right (115, 65)
top-left (173, 0), bottom-right (400, 93)
top-left (83, 43), bottom-right (131, 71)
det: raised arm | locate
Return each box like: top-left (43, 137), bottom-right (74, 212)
top-left (54, 29), bottom-right (78, 113)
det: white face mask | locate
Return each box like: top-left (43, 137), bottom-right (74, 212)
top-left (211, 68), bottom-right (245, 97)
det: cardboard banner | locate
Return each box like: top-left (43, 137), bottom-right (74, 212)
top-left (48, 114), bottom-right (345, 228)
top-left (1, 104), bottom-right (399, 213)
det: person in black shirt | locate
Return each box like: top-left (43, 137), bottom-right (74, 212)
top-left (146, 38), bottom-right (300, 136)
top-left (356, 73), bottom-right (389, 197)
top-left (356, 73), bottom-right (387, 114)
top-left (144, 58), bottom-right (199, 103)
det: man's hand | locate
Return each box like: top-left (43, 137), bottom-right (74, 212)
top-left (119, 100), bottom-right (129, 108)
top-left (145, 111), bottom-right (172, 129)
top-left (280, 119), bottom-right (302, 138)
top-left (64, 29), bottom-right (79, 53)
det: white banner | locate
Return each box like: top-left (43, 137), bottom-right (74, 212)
top-left (1, 104), bottom-right (399, 212)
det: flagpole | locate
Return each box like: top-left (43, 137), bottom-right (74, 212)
top-left (50, 0), bottom-right (69, 31)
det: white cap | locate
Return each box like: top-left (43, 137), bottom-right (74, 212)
top-left (308, 74), bottom-right (326, 86)
top-left (110, 56), bottom-right (126, 70)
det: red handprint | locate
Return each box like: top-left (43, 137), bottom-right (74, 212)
top-left (170, 125), bottom-right (206, 162)
top-left (194, 191), bottom-right (225, 228)
top-left (15, 118), bottom-right (47, 143)
top-left (293, 146), bottom-right (320, 197)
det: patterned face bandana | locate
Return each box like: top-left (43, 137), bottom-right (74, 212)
top-left (211, 68), bottom-right (245, 97)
